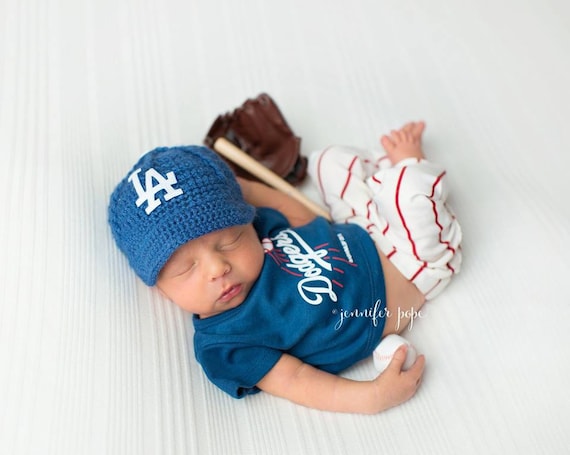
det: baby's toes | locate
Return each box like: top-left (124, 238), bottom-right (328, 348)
top-left (381, 134), bottom-right (396, 152)
top-left (401, 122), bottom-right (418, 135)
top-left (411, 121), bottom-right (426, 139)
top-left (401, 131), bottom-right (413, 142)
top-left (390, 130), bottom-right (404, 143)
top-left (402, 122), bottom-right (415, 134)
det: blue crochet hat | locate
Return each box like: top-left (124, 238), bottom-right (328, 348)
top-left (108, 145), bottom-right (255, 286)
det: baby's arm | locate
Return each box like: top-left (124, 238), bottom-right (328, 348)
top-left (237, 177), bottom-right (317, 227)
top-left (257, 349), bottom-right (425, 414)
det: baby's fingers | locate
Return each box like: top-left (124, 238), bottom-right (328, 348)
top-left (387, 344), bottom-right (409, 372)
top-left (388, 345), bottom-right (425, 386)
top-left (407, 353), bottom-right (426, 384)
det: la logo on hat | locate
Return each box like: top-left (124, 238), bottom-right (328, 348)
top-left (128, 167), bottom-right (184, 215)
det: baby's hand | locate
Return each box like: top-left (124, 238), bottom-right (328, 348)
top-left (371, 345), bottom-right (425, 412)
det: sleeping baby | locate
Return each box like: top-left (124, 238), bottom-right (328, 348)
top-left (108, 121), bottom-right (462, 414)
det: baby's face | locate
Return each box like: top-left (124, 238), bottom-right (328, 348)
top-left (156, 224), bottom-right (264, 318)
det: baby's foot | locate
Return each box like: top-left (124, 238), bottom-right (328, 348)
top-left (380, 121), bottom-right (426, 165)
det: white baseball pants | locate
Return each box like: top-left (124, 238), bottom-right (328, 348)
top-left (309, 145), bottom-right (462, 299)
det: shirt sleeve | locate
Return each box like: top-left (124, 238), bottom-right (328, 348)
top-left (253, 207), bottom-right (290, 236)
top-left (195, 340), bottom-right (283, 398)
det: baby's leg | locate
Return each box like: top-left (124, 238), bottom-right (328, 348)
top-left (309, 145), bottom-right (403, 259)
top-left (308, 145), bottom-right (378, 225)
top-left (368, 123), bottom-right (462, 299)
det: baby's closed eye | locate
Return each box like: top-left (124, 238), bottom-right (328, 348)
top-left (219, 232), bottom-right (243, 251)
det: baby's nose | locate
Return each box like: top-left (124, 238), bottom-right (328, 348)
top-left (208, 254), bottom-right (231, 280)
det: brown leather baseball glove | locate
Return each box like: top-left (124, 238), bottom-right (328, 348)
top-left (204, 93), bottom-right (307, 185)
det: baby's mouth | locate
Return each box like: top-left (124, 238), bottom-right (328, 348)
top-left (219, 284), bottom-right (242, 303)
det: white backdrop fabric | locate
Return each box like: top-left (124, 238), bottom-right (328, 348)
top-left (1, 0), bottom-right (569, 454)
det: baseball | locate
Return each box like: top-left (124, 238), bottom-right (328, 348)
top-left (373, 334), bottom-right (418, 372)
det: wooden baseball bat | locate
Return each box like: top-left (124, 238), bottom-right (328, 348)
top-left (213, 137), bottom-right (331, 221)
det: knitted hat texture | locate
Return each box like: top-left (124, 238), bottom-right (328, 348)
top-left (108, 145), bottom-right (255, 286)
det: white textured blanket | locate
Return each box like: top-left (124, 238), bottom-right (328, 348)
top-left (1, 0), bottom-right (569, 454)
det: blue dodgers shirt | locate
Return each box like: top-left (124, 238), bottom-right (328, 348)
top-left (193, 208), bottom-right (386, 398)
